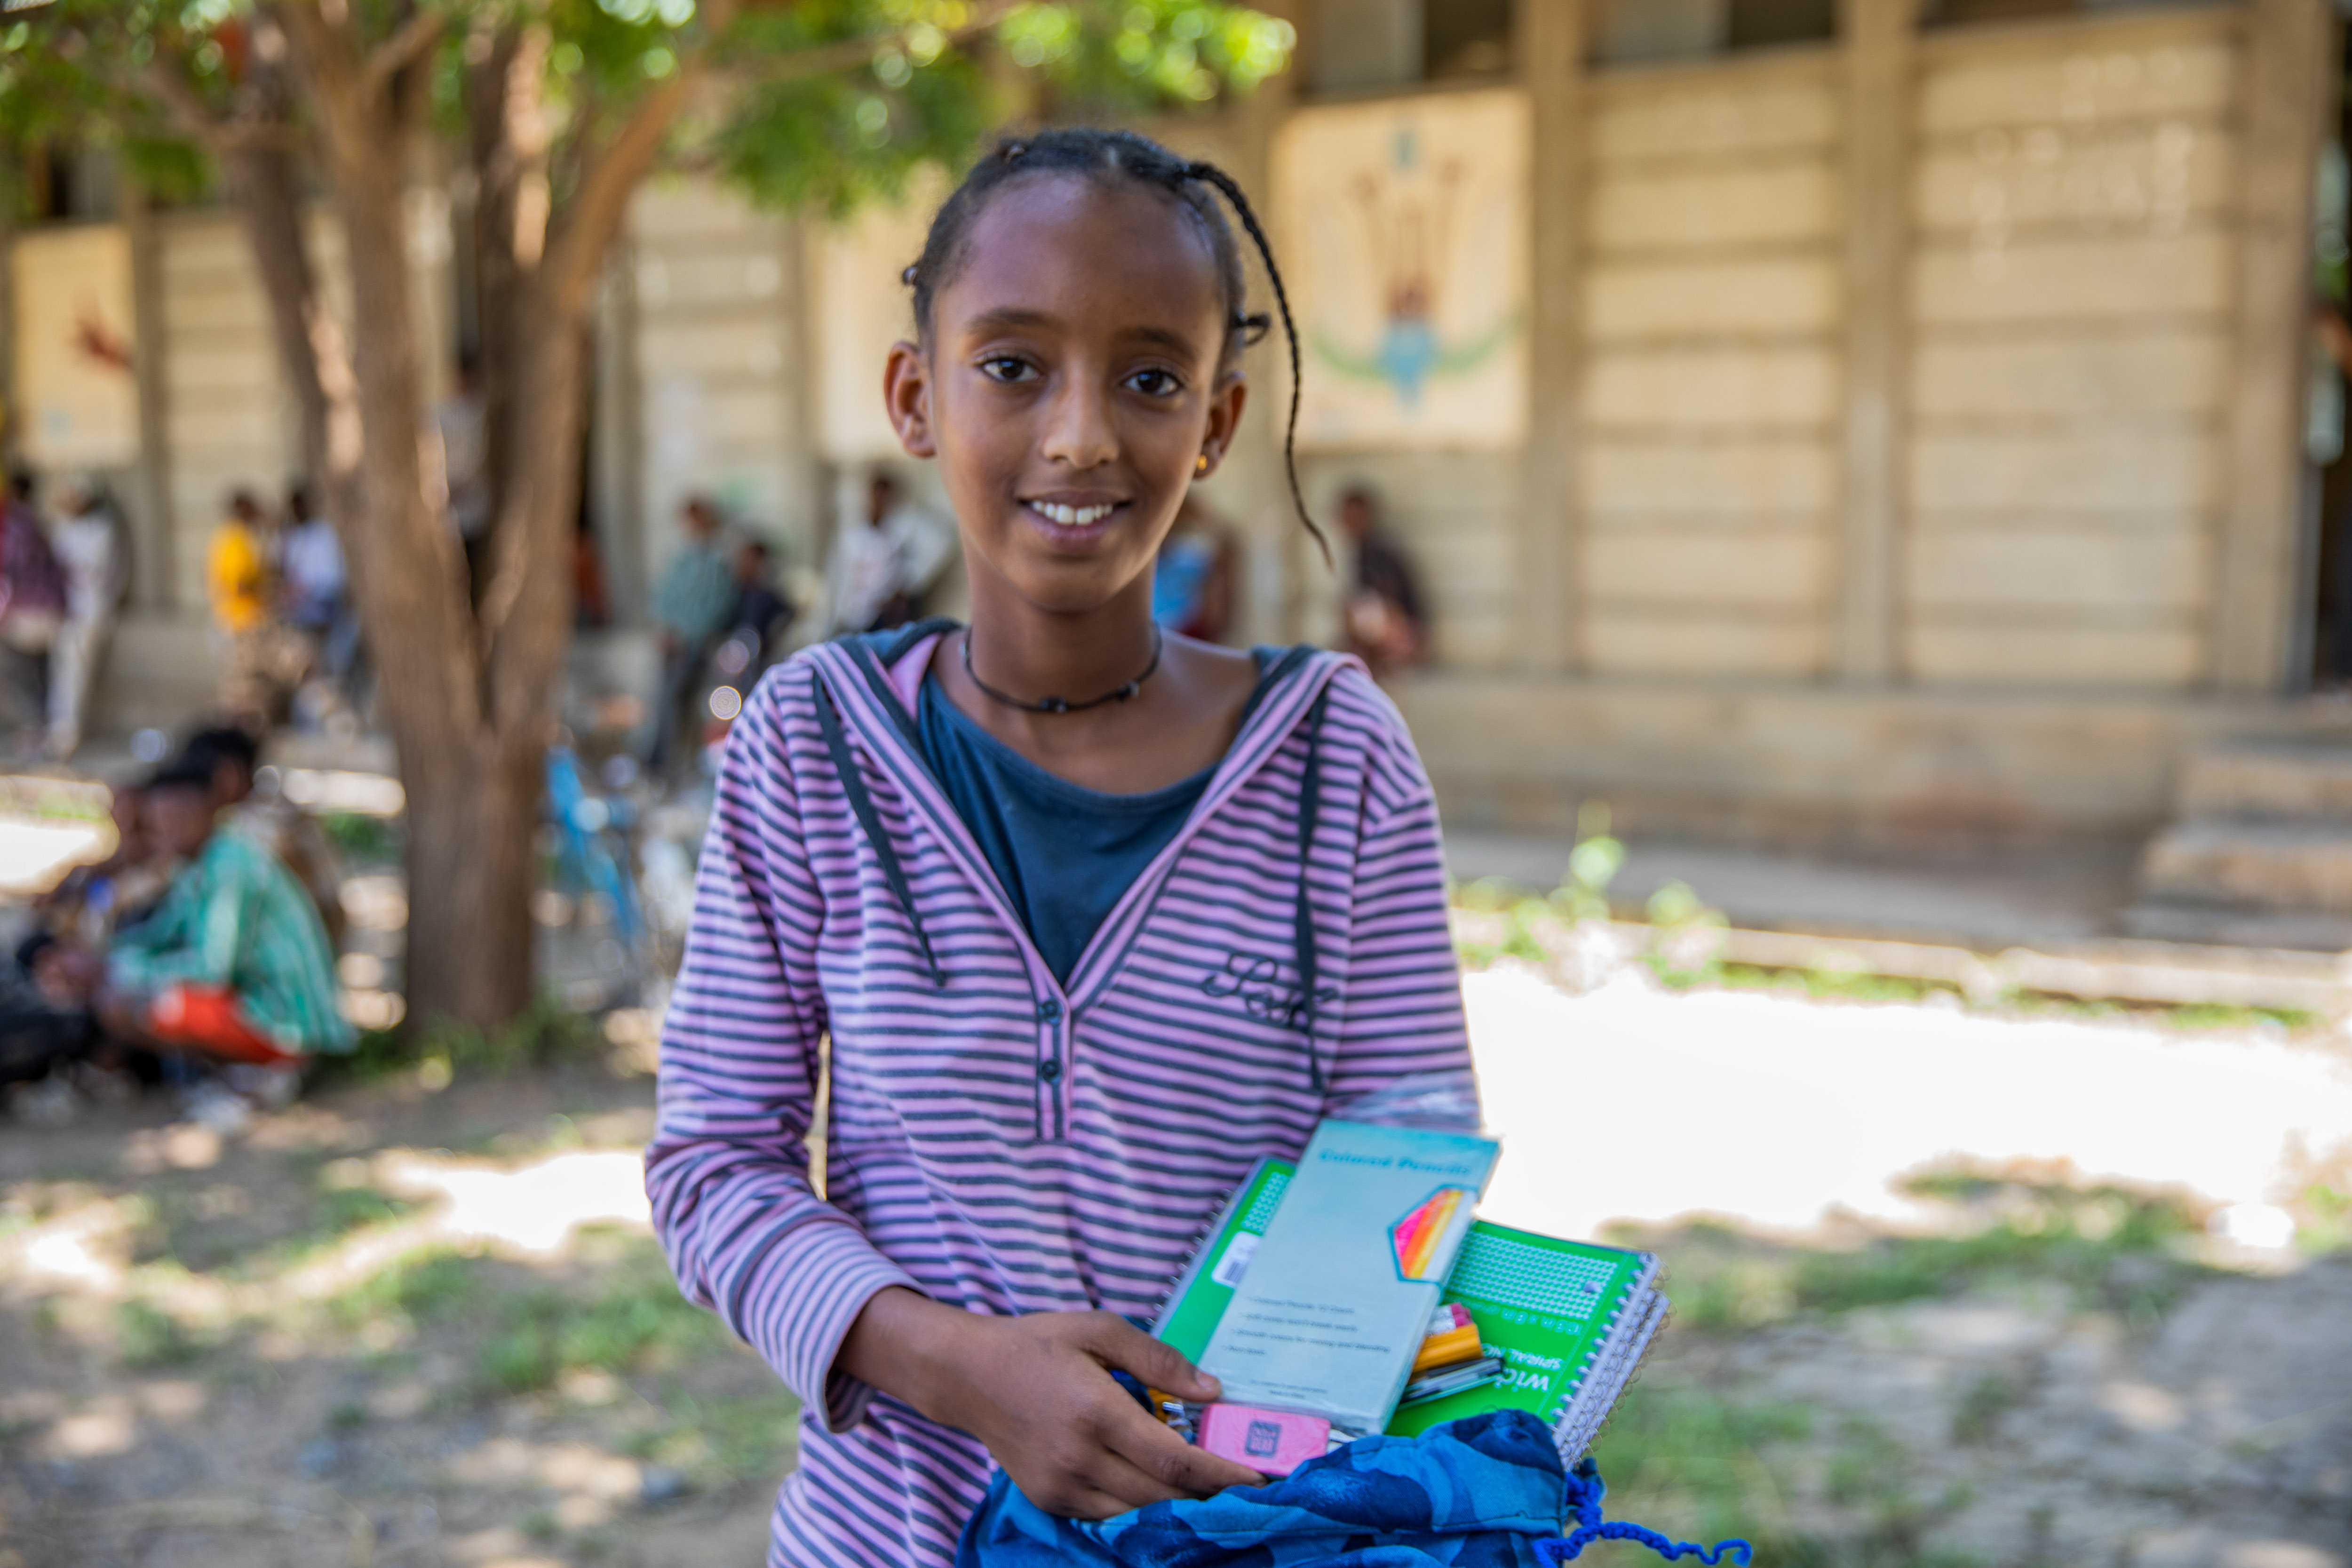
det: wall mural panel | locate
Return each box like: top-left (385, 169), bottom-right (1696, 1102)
top-left (1274, 88), bottom-right (1529, 450)
top-left (9, 225), bottom-right (140, 469)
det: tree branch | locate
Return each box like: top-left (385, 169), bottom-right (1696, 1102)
top-left (715, 0), bottom-right (1024, 87)
top-left (363, 8), bottom-right (446, 103)
top-left (539, 0), bottom-right (748, 310)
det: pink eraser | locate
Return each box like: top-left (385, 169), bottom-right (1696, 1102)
top-left (1196, 1402), bottom-right (1330, 1478)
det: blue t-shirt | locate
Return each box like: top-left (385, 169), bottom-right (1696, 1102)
top-left (916, 650), bottom-right (1278, 985)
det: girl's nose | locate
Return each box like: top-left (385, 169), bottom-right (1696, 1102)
top-left (1036, 377), bottom-right (1119, 470)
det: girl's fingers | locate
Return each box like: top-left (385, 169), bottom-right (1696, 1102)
top-left (1087, 1314), bottom-right (1223, 1402)
top-left (1098, 1395), bottom-right (1264, 1499)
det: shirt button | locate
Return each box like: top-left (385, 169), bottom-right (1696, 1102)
top-left (1037, 998), bottom-right (1062, 1023)
top-left (1039, 1059), bottom-right (1063, 1082)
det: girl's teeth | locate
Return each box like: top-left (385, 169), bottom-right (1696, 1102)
top-left (1035, 502), bottom-right (1114, 526)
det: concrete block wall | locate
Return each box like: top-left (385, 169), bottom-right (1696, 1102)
top-left (1903, 15), bottom-right (2241, 687)
top-left (157, 213), bottom-right (298, 610)
top-left (1579, 55), bottom-right (1844, 678)
top-left (626, 181), bottom-right (820, 589)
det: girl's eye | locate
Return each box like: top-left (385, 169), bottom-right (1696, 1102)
top-left (980, 357), bottom-right (1037, 384)
top-left (1126, 367), bottom-right (1182, 397)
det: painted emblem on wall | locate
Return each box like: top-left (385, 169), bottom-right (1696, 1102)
top-left (1275, 88), bottom-right (1528, 449)
top-left (8, 225), bottom-right (141, 468)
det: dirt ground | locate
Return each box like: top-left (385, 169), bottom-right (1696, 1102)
top-left (2, 1005), bottom-right (2349, 1567)
top-left (0, 1060), bottom-right (782, 1568)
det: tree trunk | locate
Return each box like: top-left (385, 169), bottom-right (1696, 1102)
top-left (254, 0), bottom-right (687, 1032)
top-left (402, 727), bottom-right (543, 1030)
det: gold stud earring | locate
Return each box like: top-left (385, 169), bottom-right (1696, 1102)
top-left (1195, 453), bottom-right (1211, 475)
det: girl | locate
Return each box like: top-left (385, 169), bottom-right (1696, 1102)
top-left (648, 128), bottom-right (1480, 1568)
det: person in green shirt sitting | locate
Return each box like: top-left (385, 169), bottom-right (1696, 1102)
top-left (92, 756), bottom-right (352, 1074)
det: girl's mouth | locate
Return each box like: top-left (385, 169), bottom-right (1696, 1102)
top-left (1020, 497), bottom-right (1128, 544)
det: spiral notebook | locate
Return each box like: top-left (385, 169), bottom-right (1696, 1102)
top-left (1153, 1157), bottom-right (1666, 1462)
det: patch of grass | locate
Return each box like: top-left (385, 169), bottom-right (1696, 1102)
top-left (622, 1389), bottom-right (802, 1484)
top-left (474, 1241), bottom-right (731, 1397)
top-left (1585, 1384), bottom-right (1809, 1558)
top-left (1948, 1372), bottom-right (2016, 1446)
top-left (1597, 1387), bottom-right (1984, 1568)
top-left (319, 811), bottom-right (401, 861)
top-left (329, 1244), bottom-right (490, 1330)
top-left (1790, 1178), bottom-right (2204, 1319)
top-left (1650, 1172), bottom-right (2209, 1335)
top-left (314, 996), bottom-right (605, 1088)
top-left (2162, 1001), bottom-right (2314, 1033)
top-left (116, 1299), bottom-right (207, 1368)
top-left (2300, 1182), bottom-right (2352, 1255)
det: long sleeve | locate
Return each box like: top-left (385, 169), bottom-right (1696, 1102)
top-left (109, 853), bottom-right (241, 995)
top-left (1320, 694), bottom-right (1482, 1133)
top-left (644, 675), bottom-right (921, 1434)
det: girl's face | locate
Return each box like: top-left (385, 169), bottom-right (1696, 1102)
top-left (886, 175), bottom-right (1247, 615)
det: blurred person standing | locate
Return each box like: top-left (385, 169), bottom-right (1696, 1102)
top-left (0, 470), bottom-right (67, 748)
top-left (1152, 493), bottom-right (1237, 643)
top-left (206, 489), bottom-right (276, 719)
top-left (878, 470), bottom-right (956, 620)
top-left (1337, 485), bottom-right (1426, 679)
top-left (46, 477), bottom-right (125, 758)
top-left (277, 484), bottom-right (357, 695)
top-left (827, 474), bottom-right (904, 636)
top-left (729, 537), bottom-right (795, 678)
top-left (646, 495), bottom-right (737, 770)
top-left (828, 471), bottom-right (952, 634)
top-left (431, 353), bottom-right (492, 586)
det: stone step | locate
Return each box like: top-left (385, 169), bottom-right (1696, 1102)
top-left (2177, 738), bottom-right (2352, 822)
top-left (2139, 819), bottom-right (2352, 914)
top-left (2119, 898), bottom-right (2352, 953)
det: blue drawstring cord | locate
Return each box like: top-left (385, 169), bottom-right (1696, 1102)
top-left (1537, 1458), bottom-right (1754, 1566)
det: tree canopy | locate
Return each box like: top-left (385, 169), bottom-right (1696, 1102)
top-left (0, 0), bottom-right (1296, 1032)
top-left (2, 0), bottom-right (1297, 224)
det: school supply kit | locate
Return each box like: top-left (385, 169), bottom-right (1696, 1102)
top-left (958, 1122), bottom-right (1752, 1565)
top-left (1147, 1121), bottom-right (1669, 1477)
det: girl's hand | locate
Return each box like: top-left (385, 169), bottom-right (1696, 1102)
top-left (841, 1288), bottom-right (1265, 1519)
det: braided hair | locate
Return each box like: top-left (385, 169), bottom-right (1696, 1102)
top-left (901, 127), bottom-right (1325, 561)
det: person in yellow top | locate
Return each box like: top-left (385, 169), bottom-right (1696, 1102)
top-left (207, 490), bottom-right (270, 633)
top-left (207, 489), bottom-right (276, 718)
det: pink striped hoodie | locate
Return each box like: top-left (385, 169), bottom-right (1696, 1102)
top-left (646, 625), bottom-right (1479, 1567)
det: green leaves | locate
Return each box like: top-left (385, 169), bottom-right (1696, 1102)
top-left (704, 0), bottom-right (1295, 220)
top-left (7, 0), bottom-right (1294, 230)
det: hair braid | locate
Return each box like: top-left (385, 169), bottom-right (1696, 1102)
top-left (1181, 159), bottom-right (1325, 565)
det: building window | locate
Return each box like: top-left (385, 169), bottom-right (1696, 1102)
top-left (1307, 0), bottom-right (1513, 94)
top-left (1427, 0), bottom-right (1513, 80)
top-left (1924, 0), bottom-right (2221, 26)
top-left (1589, 0), bottom-right (1836, 68)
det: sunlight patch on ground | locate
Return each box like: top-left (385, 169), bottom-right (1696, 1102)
top-left (1468, 966), bottom-right (2352, 1244)
top-left (374, 1149), bottom-right (652, 1254)
top-left (0, 814), bottom-right (106, 893)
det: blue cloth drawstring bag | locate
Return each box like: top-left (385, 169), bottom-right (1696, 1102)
top-left (956, 1409), bottom-right (1752, 1568)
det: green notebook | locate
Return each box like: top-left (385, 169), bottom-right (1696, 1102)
top-left (1155, 1159), bottom-right (1295, 1363)
top-left (1152, 1159), bottom-right (1667, 1462)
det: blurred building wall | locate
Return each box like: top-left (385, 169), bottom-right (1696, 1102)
top-left (7, 0), bottom-right (2334, 852)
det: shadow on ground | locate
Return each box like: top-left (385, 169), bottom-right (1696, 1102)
top-left (3, 1039), bottom-right (2350, 1567)
top-left (0, 1058), bottom-right (779, 1568)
